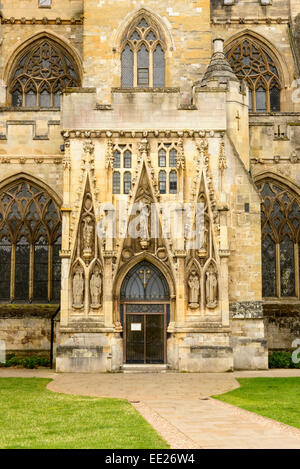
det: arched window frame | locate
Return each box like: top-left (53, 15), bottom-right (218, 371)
top-left (8, 37), bottom-right (81, 108)
top-left (112, 144), bottom-right (133, 195)
top-left (0, 179), bottom-right (62, 303)
top-left (121, 17), bottom-right (166, 88)
top-left (226, 37), bottom-right (282, 112)
top-left (256, 178), bottom-right (300, 299)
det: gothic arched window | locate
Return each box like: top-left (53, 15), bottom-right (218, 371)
top-left (256, 180), bottom-right (300, 299)
top-left (121, 17), bottom-right (165, 88)
top-left (0, 180), bottom-right (62, 302)
top-left (9, 38), bottom-right (80, 108)
top-left (226, 39), bottom-right (281, 112)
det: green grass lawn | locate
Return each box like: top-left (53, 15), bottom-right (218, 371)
top-left (0, 378), bottom-right (169, 449)
top-left (213, 377), bottom-right (300, 429)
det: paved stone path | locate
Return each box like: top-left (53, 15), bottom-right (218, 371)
top-left (1, 369), bottom-right (300, 449)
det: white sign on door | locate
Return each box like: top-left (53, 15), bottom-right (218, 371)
top-left (131, 323), bottom-right (142, 331)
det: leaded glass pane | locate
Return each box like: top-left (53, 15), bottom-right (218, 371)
top-left (15, 238), bottom-right (30, 301)
top-left (153, 44), bottom-right (165, 88)
top-left (124, 172), bottom-right (131, 194)
top-left (34, 237), bottom-right (48, 301)
top-left (256, 87), bottom-right (267, 112)
top-left (113, 172), bottom-right (121, 194)
top-left (25, 90), bottom-right (37, 107)
top-left (137, 45), bottom-right (149, 87)
top-left (169, 149), bottom-right (177, 167)
top-left (121, 45), bottom-right (133, 88)
top-left (169, 171), bottom-right (177, 194)
top-left (114, 150), bottom-right (121, 168)
top-left (159, 171), bottom-right (166, 194)
top-left (262, 235), bottom-right (276, 297)
top-left (124, 150), bottom-right (132, 168)
top-left (270, 86), bottom-right (280, 112)
top-left (40, 89), bottom-right (51, 107)
top-left (280, 236), bottom-right (295, 297)
top-left (159, 149), bottom-right (166, 167)
top-left (0, 239), bottom-right (11, 300)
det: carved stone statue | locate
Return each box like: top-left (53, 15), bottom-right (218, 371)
top-left (188, 269), bottom-right (200, 308)
top-left (206, 265), bottom-right (218, 309)
top-left (90, 267), bottom-right (102, 308)
top-left (139, 203), bottom-right (150, 249)
top-left (82, 215), bottom-right (94, 263)
top-left (73, 266), bottom-right (84, 308)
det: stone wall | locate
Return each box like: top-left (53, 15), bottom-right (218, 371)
top-left (263, 303), bottom-right (300, 350)
top-left (0, 304), bottom-right (59, 356)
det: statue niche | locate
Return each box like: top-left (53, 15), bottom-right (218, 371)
top-left (90, 265), bottom-right (102, 309)
top-left (72, 265), bottom-right (84, 309)
top-left (188, 269), bottom-right (200, 309)
top-left (205, 264), bottom-right (218, 309)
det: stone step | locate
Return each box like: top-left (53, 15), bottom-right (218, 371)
top-left (122, 364), bottom-right (169, 373)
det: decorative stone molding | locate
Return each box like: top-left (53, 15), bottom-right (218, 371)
top-left (1, 17), bottom-right (83, 25)
top-left (211, 17), bottom-right (288, 25)
top-left (61, 130), bottom-right (224, 140)
top-left (218, 138), bottom-right (227, 171)
top-left (230, 301), bottom-right (263, 319)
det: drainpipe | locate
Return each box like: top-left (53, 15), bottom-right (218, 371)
top-left (50, 306), bottom-right (60, 369)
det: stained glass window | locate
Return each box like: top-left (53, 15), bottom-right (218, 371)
top-left (0, 180), bottom-right (61, 302)
top-left (257, 180), bottom-right (300, 298)
top-left (226, 39), bottom-right (281, 112)
top-left (9, 39), bottom-right (80, 107)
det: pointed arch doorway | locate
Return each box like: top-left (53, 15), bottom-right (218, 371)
top-left (120, 261), bottom-right (170, 364)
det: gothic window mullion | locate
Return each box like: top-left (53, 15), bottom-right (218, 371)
top-left (294, 243), bottom-right (299, 298)
top-left (276, 242), bottom-right (281, 298)
top-left (29, 243), bottom-right (34, 302)
top-left (133, 50), bottom-right (138, 87)
top-left (48, 244), bottom-right (53, 301)
top-left (10, 243), bottom-right (16, 302)
top-left (149, 49), bottom-right (154, 88)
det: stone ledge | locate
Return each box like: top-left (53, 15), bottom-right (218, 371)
top-left (0, 304), bottom-right (59, 319)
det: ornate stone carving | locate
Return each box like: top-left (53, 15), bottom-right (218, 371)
top-left (72, 265), bottom-right (84, 309)
top-left (90, 266), bottom-right (102, 308)
top-left (188, 269), bottom-right (200, 308)
top-left (205, 264), bottom-right (218, 309)
top-left (82, 215), bottom-right (94, 264)
top-left (105, 138), bottom-right (114, 169)
top-left (218, 138), bottom-right (227, 171)
top-left (177, 138), bottom-right (185, 170)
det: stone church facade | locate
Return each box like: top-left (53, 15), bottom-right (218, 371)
top-left (0, 0), bottom-right (299, 372)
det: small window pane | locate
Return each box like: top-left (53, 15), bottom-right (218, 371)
top-left (270, 86), bottom-right (280, 112)
top-left (34, 238), bottom-right (49, 301)
top-left (114, 150), bottom-right (121, 168)
top-left (54, 92), bottom-right (61, 107)
top-left (124, 150), bottom-right (132, 168)
top-left (159, 149), bottom-right (166, 167)
top-left (122, 45), bottom-right (133, 88)
top-left (169, 171), bottom-right (177, 194)
top-left (0, 239), bottom-right (11, 300)
top-left (15, 238), bottom-right (30, 301)
top-left (12, 90), bottom-right (23, 107)
top-left (113, 172), bottom-right (121, 194)
top-left (280, 235), bottom-right (295, 297)
top-left (153, 44), bottom-right (165, 88)
top-left (255, 87), bottom-right (266, 112)
top-left (40, 90), bottom-right (51, 107)
top-left (170, 149), bottom-right (177, 167)
top-left (262, 235), bottom-right (276, 297)
top-left (124, 172), bottom-right (132, 194)
top-left (159, 171), bottom-right (166, 194)
top-left (248, 89), bottom-right (253, 112)
top-left (137, 45), bottom-right (149, 87)
top-left (25, 90), bottom-right (37, 107)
